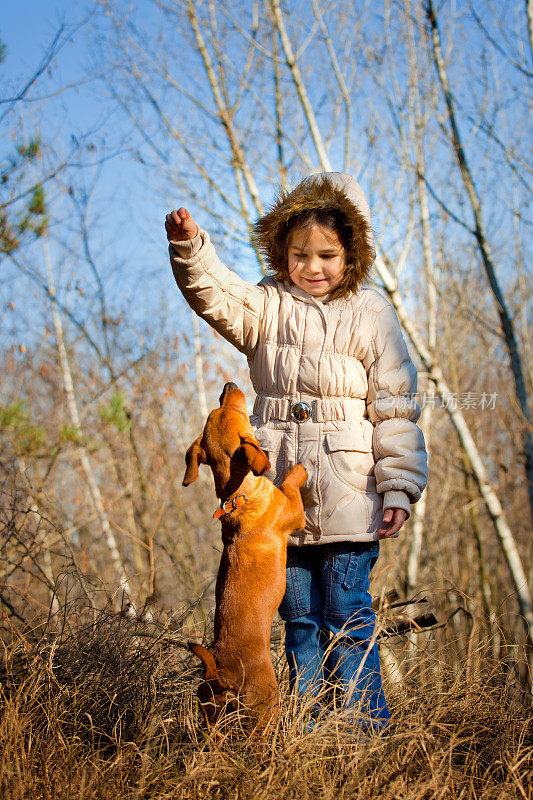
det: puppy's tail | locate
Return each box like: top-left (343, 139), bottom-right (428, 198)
top-left (188, 642), bottom-right (228, 690)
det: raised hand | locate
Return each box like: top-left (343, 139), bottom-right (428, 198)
top-left (165, 207), bottom-right (199, 242)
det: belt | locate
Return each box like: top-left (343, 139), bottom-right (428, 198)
top-left (253, 395), bottom-right (366, 424)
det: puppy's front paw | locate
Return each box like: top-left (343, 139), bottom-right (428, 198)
top-left (285, 463), bottom-right (307, 487)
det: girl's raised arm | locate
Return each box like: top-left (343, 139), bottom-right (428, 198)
top-left (167, 213), bottom-right (265, 358)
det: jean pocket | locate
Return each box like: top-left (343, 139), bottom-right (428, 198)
top-left (333, 543), bottom-right (379, 589)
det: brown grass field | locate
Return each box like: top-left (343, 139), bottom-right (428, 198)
top-left (0, 606), bottom-right (531, 800)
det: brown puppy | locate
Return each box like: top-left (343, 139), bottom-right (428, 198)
top-left (184, 382), bottom-right (307, 734)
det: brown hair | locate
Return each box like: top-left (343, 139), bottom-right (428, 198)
top-left (252, 176), bottom-right (375, 299)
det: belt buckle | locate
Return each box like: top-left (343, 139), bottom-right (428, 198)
top-left (290, 400), bottom-right (313, 423)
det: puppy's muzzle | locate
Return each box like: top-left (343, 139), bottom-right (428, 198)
top-left (219, 382), bottom-right (239, 405)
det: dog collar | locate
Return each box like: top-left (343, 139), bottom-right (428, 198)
top-left (213, 493), bottom-right (248, 519)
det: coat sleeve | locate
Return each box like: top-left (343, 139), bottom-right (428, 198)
top-left (365, 298), bottom-right (428, 520)
top-left (169, 229), bottom-right (265, 357)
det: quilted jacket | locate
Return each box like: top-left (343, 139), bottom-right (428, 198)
top-left (169, 174), bottom-right (428, 544)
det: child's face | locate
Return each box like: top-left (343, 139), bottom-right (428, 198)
top-left (288, 223), bottom-right (346, 297)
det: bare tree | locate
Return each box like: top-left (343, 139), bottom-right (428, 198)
top-left (424, 0), bottom-right (533, 525)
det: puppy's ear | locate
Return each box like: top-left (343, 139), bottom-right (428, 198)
top-left (183, 437), bottom-right (206, 486)
top-left (236, 434), bottom-right (271, 476)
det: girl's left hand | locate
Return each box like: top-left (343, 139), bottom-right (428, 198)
top-left (378, 507), bottom-right (408, 538)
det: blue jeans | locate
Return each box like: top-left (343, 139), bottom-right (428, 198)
top-left (278, 541), bottom-right (390, 730)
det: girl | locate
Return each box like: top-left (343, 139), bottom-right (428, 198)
top-left (165, 173), bottom-right (428, 731)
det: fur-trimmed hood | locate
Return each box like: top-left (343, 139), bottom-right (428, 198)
top-left (252, 172), bottom-right (376, 294)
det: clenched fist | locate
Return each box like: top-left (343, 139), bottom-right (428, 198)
top-left (165, 207), bottom-right (199, 242)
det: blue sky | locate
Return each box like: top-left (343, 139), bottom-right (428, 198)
top-left (2, 1), bottom-right (74, 73)
top-left (2, 2), bottom-right (97, 123)
top-left (1, 0), bottom-right (256, 398)
top-left (1, 1), bottom-right (185, 338)
top-left (1, 1), bottom-right (530, 377)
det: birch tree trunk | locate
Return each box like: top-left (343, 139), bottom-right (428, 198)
top-left (527, 0), bottom-right (533, 64)
top-left (442, 284), bottom-right (500, 657)
top-left (16, 460), bottom-right (60, 615)
top-left (185, 0), bottom-right (269, 274)
top-left (187, 0), bottom-right (265, 218)
top-left (425, 0), bottom-right (533, 524)
top-left (390, 283), bottom-right (533, 648)
top-left (405, 3), bottom-right (436, 600)
top-left (270, 0), bottom-right (332, 172)
top-left (43, 233), bottom-right (135, 611)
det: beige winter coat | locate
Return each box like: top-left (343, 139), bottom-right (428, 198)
top-left (169, 174), bottom-right (428, 545)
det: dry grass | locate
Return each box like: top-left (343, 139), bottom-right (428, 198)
top-left (0, 609), bottom-right (531, 800)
